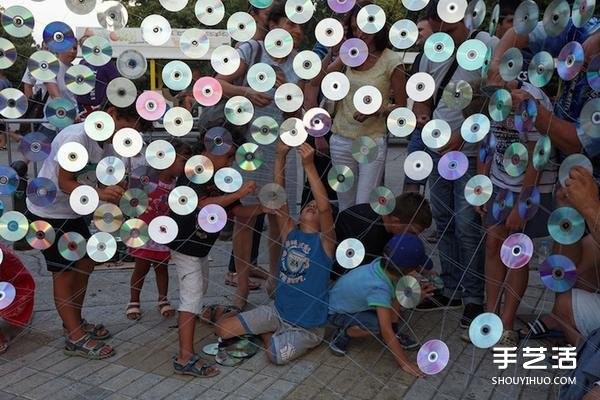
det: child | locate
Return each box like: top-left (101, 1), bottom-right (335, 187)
top-left (214, 141), bottom-right (336, 365)
top-left (126, 140), bottom-right (192, 320)
top-left (328, 233), bottom-right (435, 378)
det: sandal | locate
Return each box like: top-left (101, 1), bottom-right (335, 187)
top-left (224, 272), bottom-right (261, 290)
top-left (63, 319), bottom-right (111, 340)
top-left (158, 300), bottom-right (176, 318)
top-left (200, 304), bottom-right (241, 325)
top-left (173, 354), bottom-right (220, 378)
top-left (520, 319), bottom-right (564, 340)
top-left (126, 302), bottom-right (142, 320)
top-left (64, 333), bottom-right (115, 360)
top-left (497, 329), bottom-right (520, 347)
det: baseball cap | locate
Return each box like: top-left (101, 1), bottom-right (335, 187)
top-left (383, 233), bottom-right (433, 271)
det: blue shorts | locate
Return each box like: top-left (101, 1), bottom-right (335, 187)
top-left (328, 310), bottom-right (380, 334)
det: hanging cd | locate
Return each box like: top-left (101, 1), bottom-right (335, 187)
top-left (160, 0), bottom-right (188, 12)
top-left (469, 312), bottom-right (503, 349)
top-left (195, 0), bottom-right (225, 26)
top-left (513, 0), bottom-right (539, 35)
top-left (557, 41), bottom-right (584, 81)
top-left (93, 203), bottom-right (124, 232)
top-left (0, 211), bottom-right (28, 242)
top-left (227, 12), bottom-right (257, 42)
top-left (97, 1), bottom-right (128, 31)
top-left (193, 76), bottom-right (223, 106)
top-left (528, 51), bottom-right (555, 88)
top-left (69, 185), bottom-right (99, 215)
top-left (500, 233), bottom-right (534, 269)
top-left (274, 83), bottom-right (304, 113)
top-left (577, 98), bottom-right (600, 143)
top-left (438, 151), bottom-right (468, 181)
top-left (164, 107), bottom-right (193, 137)
top-left (514, 99), bottom-right (538, 133)
top-left (437, 0), bottom-right (468, 23)
top-left (328, 0), bottom-right (356, 13)
top-left (214, 168), bottom-right (243, 193)
top-left (304, 108), bottom-right (332, 138)
top-left (162, 60), bottom-right (191, 91)
top-left (19, 132), bottom-right (51, 162)
top-left (58, 232), bottom-right (87, 261)
top-left (117, 49), bottom-right (147, 80)
top-left (357, 4), bottom-right (386, 34)
top-left (45, 98), bottom-right (77, 129)
top-left (26, 178), bottom-right (57, 207)
top-left (488, 3), bottom-right (500, 35)
top-left (499, 48), bottom-right (524, 82)
top-left (180, 28), bottom-right (210, 59)
top-left (424, 32), bottom-right (454, 63)
top-left (264, 28), bottom-right (294, 59)
top-left (141, 14), bottom-right (171, 46)
top-left (236, 143), bottom-right (264, 172)
top-left (204, 127), bottom-right (233, 156)
top-left (0, 38), bottom-right (17, 69)
top-left (285, 0), bottom-right (315, 24)
top-left (548, 207), bottom-right (585, 245)
top-left (136, 91), bottom-right (167, 121)
top-left (489, 89), bottom-right (512, 122)
top-left (27, 50), bottom-right (59, 82)
top-left (352, 136), bottom-right (378, 164)
top-left (491, 189), bottom-right (515, 223)
top-left (145, 140), bottom-right (176, 170)
top-left (461, 113), bottom-right (490, 143)
top-left (119, 188), bottom-right (149, 218)
top-left (120, 218), bottom-right (149, 249)
top-left (417, 340), bottom-right (450, 375)
top-left (533, 135), bottom-right (552, 171)
top-left (65, 64), bottom-right (95, 96)
top-left (314, 18), bottom-right (344, 47)
top-left (27, 220), bottom-right (55, 250)
top-left (543, 0), bottom-right (570, 36)
top-left (406, 72), bottom-right (436, 102)
top-left (572, 0), bottom-right (596, 28)
top-left (404, 151), bottom-right (434, 182)
top-left (465, 0), bottom-right (486, 30)
top-left (66, 0), bottom-right (97, 15)
top-left (211, 45), bottom-right (241, 76)
top-left (327, 165), bottom-right (355, 193)
top-left (389, 19), bottom-right (418, 50)
top-left (369, 186), bottom-right (396, 216)
top-left (185, 155), bottom-right (214, 184)
top-left (57, 142), bottom-right (88, 172)
top-left (43, 21), bottom-right (76, 53)
top-left (402, 0), bottom-right (428, 11)
top-left (540, 254), bottom-right (577, 293)
top-left (0, 166), bottom-right (18, 196)
top-left (442, 80), bottom-right (473, 110)
top-left (247, 63), bottom-right (276, 93)
top-left (353, 86), bottom-right (382, 115)
top-left (321, 72), bottom-right (350, 101)
top-left (280, 117), bottom-right (308, 147)
top-left (225, 96), bottom-right (255, 126)
top-left (130, 165), bottom-right (159, 193)
top-left (250, 116), bottom-right (279, 145)
top-left (0, 282), bottom-right (16, 310)
top-left (395, 275), bottom-right (422, 309)
top-left (518, 186), bottom-right (541, 221)
top-left (503, 142), bottom-right (528, 177)
top-left (1, 5), bottom-right (34, 38)
top-left (339, 38), bottom-right (369, 68)
top-left (336, 238), bottom-right (365, 269)
top-left (197, 204), bottom-right (227, 233)
top-left (422, 119), bottom-right (451, 150)
top-left (168, 186), bottom-right (198, 215)
top-left (86, 232), bottom-right (117, 263)
top-left (113, 128), bottom-right (143, 158)
top-left (106, 77), bottom-right (137, 108)
top-left (96, 156), bottom-right (125, 186)
top-left (259, 183), bottom-right (287, 209)
top-left (293, 51), bottom-right (322, 80)
top-left (148, 216), bottom-right (179, 244)
top-left (82, 36), bottom-right (112, 67)
top-left (0, 88), bottom-right (27, 119)
top-left (558, 153), bottom-right (593, 187)
top-left (387, 107), bottom-right (416, 138)
top-left (456, 39), bottom-right (487, 71)
top-left (464, 175), bottom-right (493, 206)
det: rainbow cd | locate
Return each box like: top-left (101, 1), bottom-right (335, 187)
top-left (280, 117), bottom-right (308, 147)
top-left (303, 107), bottom-right (332, 138)
top-left (45, 98), bottom-right (77, 129)
top-left (489, 89), bottom-right (512, 122)
top-left (328, 0), bottom-right (355, 13)
top-left (58, 232), bottom-right (87, 261)
top-left (0, 166), bottom-right (18, 196)
top-left (335, 238), bottom-right (365, 269)
top-left (464, 175), bottom-right (493, 206)
top-left (528, 51), bottom-right (555, 88)
top-left (500, 233), bottom-right (534, 269)
top-left (27, 50), bottom-right (59, 82)
top-left (204, 127), bottom-right (233, 156)
top-left (417, 339), bottom-right (449, 375)
top-left (0, 282), bottom-right (16, 310)
top-left (572, 0), bottom-right (595, 28)
top-left (198, 204), bottom-right (227, 233)
top-left (369, 186), bottom-right (396, 216)
top-left (492, 189), bottom-right (515, 223)
top-left (327, 165), bottom-right (355, 193)
top-left (185, 155), bottom-right (214, 184)
top-left (540, 254), bottom-right (577, 293)
top-left (65, 64), bottom-right (95, 96)
top-left (26, 220), bottom-right (55, 250)
top-left (26, 177), bottom-right (57, 207)
top-left (442, 80), bottom-right (473, 111)
top-left (130, 165), bottom-right (159, 193)
top-left (225, 96), bottom-right (255, 125)
top-left (542, 0), bottom-right (570, 37)
top-left (456, 39), bottom-right (487, 71)
top-left (339, 38), bottom-right (368, 68)
top-left (513, 0), bottom-right (539, 35)
top-left (264, 28), bottom-right (293, 58)
top-left (515, 99), bottom-right (538, 133)
top-left (82, 35), bottom-right (112, 67)
top-left (469, 312), bottom-right (503, 349)
top-left (250, 116), bottom-right (279, 145)
top-left (518, 186), bottom-right (541, 221)
top-left (119, 188), bottom-right (149, 218)
top-left (246, 62), bottom-right (276, 93)
top-left (533, 135), bottom-right (552, 171)
top-left (503, 142), bottom-right (528, 177)
top-left (259, 183), bottom-right (287, 210)
top-left (461, 113), bottom-right (490, 143)
top-left (352, 136), bottom-right (378, 164)
top-left (1, 5), bottom-right (34, 38)
top-left (587, 55), bottom-right (600, 91)
top-left (93, 203), bottom-right (124, 233)
top-left (0, 37), bottom-right (17, 69)
top-left (548, 207), bottom-right (585, 245)
top-left (43, 21), bottom-right (76, 53)
top-left (214, 168), bottom-right (243, 193)
top-left (0, 211), bottom-right (28, 242)
top-left (86, 232), bottom-right (117, 263)
top-left (120, 218), bottom-right (149, 248)
top-left (395, 275), bottom-right (421, 309)
top-left (424, 32), bottom-right (454, 63)
top-left (438, 151), bottom-right (468, 181)
top-left (499, 47), bottom-right (524, 82)
top-left (557, 41), bottom-right (584, 81)
top-left (0, 88), bottom-right (28, 119)
top-left (236, 143), bottom-right (264, 172)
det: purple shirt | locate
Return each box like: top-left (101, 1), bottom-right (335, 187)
top-left (76, 60), bottom-right (120, 107)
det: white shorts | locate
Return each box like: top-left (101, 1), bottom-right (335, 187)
top-left (572, 288), bottom-right (600, 338)
top-left (171, 250), bottom-right (209, 315)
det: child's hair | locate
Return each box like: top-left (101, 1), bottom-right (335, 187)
top-left (171, 139), bottom-right (193, 159)
top-left (390, 192), bottom-right (432, 229)
top-left (425, 0), bottom-right (444, 23)
top-left (267, 0), bottom-right (286, 24)
top-left (344, 1), bottom-right (390, 52)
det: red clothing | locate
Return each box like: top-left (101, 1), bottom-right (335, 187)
top-left (0, 246), bottom-right (35, 327)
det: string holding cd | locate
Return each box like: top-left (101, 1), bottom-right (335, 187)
top-left (369, 186), bottom-right (396, 216)
top-left (19, 132), bottom-right (51, 162)
top-left (87, 232), bottom-right (117, 263)
top-left (106, 77), bottom-right (137, 108)
top-left (264, 28), bottom-right (294, 59)
top-left (197, 204), bottom-right (227, 233)
top-left (456, 39), bottom-right (487, 71)
top-left (518, 186), bottom-right (541, 220)
top-left (557, 41), bottom-right (584, 81)
top-left (57, 232), bottom-right (87, 262)
top-left (547, 207), bottom-right (585, 245)
top-left (120, 218), bottom-right (150, 249)
top-left (0, 281), bottom-right (16, 311)
top-left (119, 188), bottom-right (149, 218)
top-left (285, 0), bottom-right (315, 24)
top-left (159, 0), bottom-right (188, 12)
top-left (577, 98), bottom-right (600, 154)
top-left (500, 233), bottom-right (534, 269)
top-left (339, 38), bottom-right (369, 68)
top-left (499, 48), bottom-right (524, 82)
top-left (437, 0), bottom-right (468, 23)
top-left (353, 86), bottom-right (382, 115)
top-left (442, 80), bottom-right (473, 111)
top-left (225, 96), bottom-right (255, 125)
top-left (464, 0), bottom-right (486, 30)
top-left (65, 65), bottom-right (96, 96)
top-left (274, 83), bottom-right (304, 113)
top-left (293, 51), bottom-right (322, 80)
top-left (469, 312), bottom-right (503, 349)
top-left (572, 0), bottom-right (595, 28)
top-left (533, 135), bottom-right (552, 171)
top-left (402, 0), bottom-right (429, 11)
top-left (356, 4), bottom-right (386, 34)
top-left (250, 116), bottom-right (279, 145)
top-left (247, 63), bottom-right (276, 92)
top-left (304, 107), bottom-right (332, 138)
top-left (422, 119), bottom-right (451, 150)
top-left (387, 107), bottom-right (416, 138)
top-left (417, 339), bottom-right (450, 375)
top-left (321, 72), bottom-right (350, 101)
top-left (395, 275), bottom-right (422, 309)
top-left (26, 177), bottom-right (57, 208)
top-left (0, 166), bottom-right (18, 196)
top-left (488, 89), bottom-right (512, 122)
top-left (514, 99), bottom-right (538, 133)
top-left (327, 165), bottom-right (355, 193)
top-left (404, 151), bottom-right (434, 182)
top-left (540, 254), bottom-right (577, 293)
top-left (328, 0), bottom-right (356, 12)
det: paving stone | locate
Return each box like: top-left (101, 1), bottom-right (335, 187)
top-left (77, 386), bottom-right (115, 400)
top-left (138, 377), bottom-right (186, 400)
top-left (256, 379), bottom-right (296, 400)
top-left (30, 349), bottom-right (67, 371)
top-left (46, 382), bottom-right (94, 400)
top-left (232, 373), bottom-right (278, 399)
top-left (0, 391), bottom-right (17, 399)
top-left (64, 360), bottom-right (110, 380)
top-left (0, 367), bottom-right (37, 390)
top-left (15, 346), bottom-right (56, 364)
top-left (103, 394), bottom-right (133, 400)
top-left (280, 360), bottom-right (317, 383)
top-left (192, 388), bottom-right (229, 400)
top-left (48, 356), bottom-right (88, 375)
top-left (85, 364), bottom-right (128, 386)
top-left (170, 383), bottom-right (211, 400)
top-left (100, 368), bottom-right (146, 391)
top-left (119, 373), bottom-right (163, 398)
top-left (211, 368), bottom-right (254, 393)
top-left (23, 377), bottom-right (72, 400)
top-left (4, 371), bottom-right (54, 395)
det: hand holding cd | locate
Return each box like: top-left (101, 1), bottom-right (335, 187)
top-left (564, 166), bottom-right (599, 213)
top-left (297, 143), bottom-right (315, 167)
top-left (246, 89), bottom-right (272, 108)
top-left (98, 185), bottom-right (125, 204)
top-left (238, 180), bottom-right (257, 197)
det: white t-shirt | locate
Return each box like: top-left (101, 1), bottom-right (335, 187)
top-left (26, 123), bottom-right (106, 219)
top-left (21, 67), bottom-right (47, 99)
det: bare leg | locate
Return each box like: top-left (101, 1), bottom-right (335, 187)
top-left (551, 291), bottom-right (581, 346)
top-left (501, 265), bottom-right (529, 330)
top-left (129, 258), bottom-right (151, 304)
top-left (485, 225), bottom-right (509, 314)
top-left (346, 325), bottom-right (374, 338)
top-left (232, 215), bottom-right (256, 310)
top-left (177, 311), bottom-right (196, 363)
top-left (154, 262), bottom-right (169, 300)
top-left (215, 314), bottom-right (249, 339)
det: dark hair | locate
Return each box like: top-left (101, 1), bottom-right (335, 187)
top-left (344, 2), bottom-right (390, 52)
top-left (267, 0), bottom-right (286, 24)
top-left (381, 255), bottom-right (405, 277)
top-left (425, 0), bottom-right (443, 22)
top-left (499, 0), bottom-right (520, 21)
top-left (391, 192), bottom-right (432, 229)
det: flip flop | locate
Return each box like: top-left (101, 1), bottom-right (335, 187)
top-left (224, 272), bottom-right (261, 290)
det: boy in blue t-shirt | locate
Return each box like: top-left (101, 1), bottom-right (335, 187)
top-left (328, 234), bottom-right (435, 378)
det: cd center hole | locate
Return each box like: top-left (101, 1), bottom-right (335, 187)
top-left (207, 7), bottom-right (213, 13)
top-left (432, 129), bottom-right (440, 138)
top-left (35, 231), bottom-right (44, 239)
top-left (364, 95), bottom-right (372, 104)
top-left (346, 249), bottom-right (354, 257)
top-left (68, 242), bottom-right (77, 251)
top-left (417, 83), bottom-right (424, 91)
top-left (368, 16), bottom-right (375, 22)
top-left (350, 48), bottom-right (358, 56)
top-left (7, 99), bottom-right (15, 107)
top-left (41, 62), bottom-right (48, 69)
top-left (482, 325), bottom-right (490, 334)
top-left (125, 139), bottom-right (132, 146)
top-left (513, 247), bottom-right (521, 256)
top-left (69, 153), bottom-right (77, 161)
top-left (130, 199), bottom-right (139, 207)
top-left (175, 118), bottom-right (182, 125)
top-left (7, 221), bottom-right (17, 232)
top-left (429, 352), bottom-right (438, 362)
top-left (337, 174), bottom-right (345, 182)
top-left (553, 268), bottom-right (564, 279)
top-left (276, 40), bottom-right (282, 46)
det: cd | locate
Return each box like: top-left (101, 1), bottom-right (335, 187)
top-left (293, 51), bottom-right (322, 80)
top-left (210, 45), bottom-right (241, 76)
top-left (543, 0), bottom-right (570, 36)
top-left (442, 80), bottom-right (473, 110)
top-left (417, 340), bottom-right (450, 375)
top-left (304, 107), bottom-right (332, 138)
top-left (572, 0), bottom-right (595, 28)
top-left (203, 343), bottom-right (219, 356)
top-left (26, 220), bottom-right (55, 250)
top-left (45, 97), bottom-right (77, 129)
top-left (0, 211), bottom-right (28, 242)
top-left (136, 91), bottom-right (167, 121)
top-left (577, 98), bottom-right (600, 141)
top-left (469, 312), bottom-right (503, 349)
top-left (141, 14), bottom-right (171, 46)
top-left (27, 50), bottom-right (59, 82)
top-left (215, 348), bottom-right (244, 366)
top-left (0, 166), bottom-right (18, 196)
top-left (558, 153), bottom-right (593, 187)
top-left (500, 233), bottom-right (534, 269)
top-left (491, 188), bottom-right (515, 223)
top-left (169, 186), bottom-right (198, 215)
top-left (185, 155), bottom-right (214, 184)
top-left (0, 282), bottom-right (16, 310)
top-left (502, 142), bottom-right (528, 177)
top-left (352, 136), bottom-right (378, 164)
top-left (518, 186), bottom-right (541, 220)
top-left (19, 132), bottom-right (51, 162)
top-left (120, 218), bottom-right (149, 249)
top-left (97, 1), bottom-right (128, 31)
top-left (280, 117), bottom-right (308, 147)
top-left (499, 48), bottom-right (523, 82)
top-left (69, 185), bottom-right (100, 215)
top-left (406, 72), bottom-right (436, 102)
top-left (204, 127), bottom-right (233, 156)
top-left (58, 231), bottom-right (87, 261)
top-left (66, 0), bottom-right (96, 14)
top-left (113, 128), bottom-right (143, 158)
top-left (247, 63), bottom-right (276, 92)
top-left (339, 38), bottom-right (369, 68)
top-left (488, 89), bottom-right (512, 122)
top-left (65, 64), bottom-right (95, 96)
top-left (321, 72), bottom-right (350, 101)
top-left (314, 18), bottom-right (344, 47)
top-left (513, 0), bottom-right (539, 35)
top-left (464, 175), bottom-right (493, 206)
top-left (93, 203), bottom-right (123, 233)
top-left (225, 96), bottom-right (255, 125)
top-left (404, 151), bottom-right (434, 182)
top-left (1, 5), bottom-right (34, 38)
top-left (402, 0), bottom-right (429, 11)
top-left (557, 41), bottom-right (584, 81)
top-left (236, 143), bottom-right (264, 172)
top-left (160, 0), bottom-right (188, 12)
top-left (226, 337), bottom-right (258, 358)
top-left (514, 99), bottom-right (538, 133)
top-left (163, 107), bottom-right (193, 137)
top-left (82, 35), bottom-right (112, 67)
top-left (528, 51), bottom-right (555, 88)
top-left (533, 135), bottom-right (552, 171)
top-left (106, 77), bottom-right (137, 108)
top-left (422, 119), bottom-right (451, 150)
top-left (120, 188), bottom-right (149, 218)
top-left (335, 238), bottom-right (365, 269)
top-left (145, 140), bottom-right (176, 170)
top-left (424, 32), bottom-right (454, 63)
top-left (96, 156), bottom-right (125, 186)
top-left (116, 49), bottom-right (147, 80)
top-left (57, 142), bottom-right (88, 172)
top-left (465, 0), bottom-right (486, 30)
top-left (86, 232), bottom-right (117, 263)
top-left (197, 204), bottom-right (227, 233)
top-left (26, 177), bottom-right (57, 207)
top-left (438, 151), bottom-right (468, 181)
top-left (214, 168), bottom-right (243, 193)
top-left (327, 165), bottom-right (355, 193)
top-left (180, 28), bottom-right (210, 59)
top-left (148, 215), bottom-right (178, 244)
top-left (162, 60), bottom-right (192, 91)
top-left (437, 0), bottom-right (468, 23)
top-left (0, 88), bottom-right (27, 119)
top-left (369, 186), bottom-right (396, 216)
top-left (259, 183), bottom-right (287, 209)
top-left (227, 12), bottom-right (257, 42)
top-left (389, 19), bottom-right (418, 50)
top-left (274, 83), bottom-right (303, 113)
top-left (387, 107), bottom-right (416, 138)
top-left (130, 165), bottom-right (159, 194)
top-left (540, 254), bottom-right (577, 293)
top-left (357, 4), bottom-right (386, 34)
top-left (353, 85), bottom-right (382, 115)
top-left (194, 76), bottom-right (223, 106)
top-left (488, 3), bottom-right (500, 35)
top-left (328, 0), bottom-right (356, 13)
top-left (43, 21), bottom-right (76, 53)
top-left (0, 38), bottom-right (17, 69)
top-left (195, 0), bottom-right (225, 26)
top-left (461, 113), bottom-right (490, 143)
top-left (456, 39), bottom-right (487, 71)
top-left (250, 116), bottom-right (279, 145)
top-left (548, 207), bottom-right (585, 245)
top-left (285, 0), bottom-right (315, 24)
top-left (395, 275), bottom-right (421, 309)
top-left (264, 28), bottom-right (294, 59)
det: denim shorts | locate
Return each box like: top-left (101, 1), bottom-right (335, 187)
top-left (328, 310), bottom-right (380, 334)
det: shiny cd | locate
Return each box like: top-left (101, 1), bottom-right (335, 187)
top-left (43, 21), bottom-right (76, 53)
top-left (160, 0), bottom-right (188, 12)
top-left (236, 143), bottom-right (264, 172)
top-left (304, 107), bottom-right (332, 137)
top-left (86, 232), bottom-right (117, 263)
top-left (442, 80), bottom-right (473, 110)
top-left (387, 107), bottom-right (416, 138)
top-left (164, 107), bottom-right (193, 137)
top-left (19, 132), bottom-right (51, 162)
top-left (26, 220), bottom-right (55, 250)
top-left (437, 0), bottom-right (468, 23)
top-left (543, 0), bottom-right (570, 37)
top-left (0, 166), bottom-right (18, 196)
top-left (141, 14), bottom-right (171, 46)
top-left (113, 128), bottom-right (143, 158)
top-left (293, 51), bottom-right (322, 80)
top-left (488, 89), bottom-right (512, 122)
top-left (422, 119), bottom-right (451, 150)
top-left (465, 0), bottom-right (486, 30)
top-left (0, 88), bottom-right (27, 119)
top-left (65, 64), bottom-right (95, 96)
top-left (0, 211), bottom-right (28, 242)
top-left (533, 135), bottom-right (552, 171)
top-left (180, 28), bottom-right (210, 59)
top-left (514, 99), bottom-right (538, 133)
top-left (1, 5), bottom-right (34, 38)
top-left (438, 151), bottom-right (468, 181)
top-left (148, 216), bottom-right (178, 244)
top-left (500, 233), bottom-right (534, 269)
top-left (82, 35), bottom-right (112, 67)
top-left (558, 153), bottom-right (593, 187)
top-left (540, 254), bottom-right (577, 293)
top-left (0, 38), bottom-right (17, 69)
top-left (57, 142), bottom-right (88, 172)
top-left (203, 343), bottom-right (219, 356)
top-left (93, 203), bottom-right (123, 232)
top-left (106, 77), bottom-right (137, 108)
top-left (96, 156), bottom-right (125, 186)
top-left (402, 0), bottom-right (428, 11)
top-left (461, 113), bottom-right (490, 143)
top-left (404, 151), bottom-right (434, 182)
top-left (518, 186), bottom-right (541, 221)
top-left (214, 168), bottom-right (243, 193)
top-left (499, 48), bottom-right (524, 82)
top-left (247, 63), bottom-right (276, 92)
top-left (336, 238), bottom-right (365, 269)
top-left (195, 0), bottom-right (225, 26)
top-left (45, 98), bottom-right (77, 129)
top-left (369, 186), bottom-right (396, 216)
top-left (204, 127), bottom-right (233, 156)
top-left (424, 32), bottom-right (454, 63)
top-left (321, 72), bottom-right (350, 101)
top-left (227, 12), bottom-right (256, 42)
top-left (353, 85), bottom-right (382, 115)
top-left (502, 142), bottom-right (528, 177)
top-left (97, 1), bottom-right (128, 31)
top-left (0, 282), bottom-right (16, 310)
top-left (27, 50), bottom-right (59, 82)
top-left (469, 312), bottom-right (503, 349)
top-left (264, 28), bottom-right (294, 58)
top-left (328, 0), bottom-right (356, 13)
top-left (406, 72), bottom-right (436, 102)
top-left (136, 91), bottom-right (167, 121)
top-left (274, 83), bottom-right (303, 113)
top-left (315, 18), bottom-right (344, 48)
top-left (259, 183), bottom-right (287, 209)
top-left (488, 3), bottom-right (500, 35)
top-left (168, 186), bottom-right (198, 215)
top-left (145, 140), bottom-right (176, 170)
top-left (215, 349), bottom-right (244, 366)
top-left (491, 188), bottom-right (515, 223)
top-left (285, 0), bottom-right (315, 24)
top-left (58, 232), bottom-right (87, 261)
top-left (280, 117), bottom-right (308, 147)
top-left (197, 204), bottom-right (227, 233)
top-left (210, 45), bottom-right (240, 76)
top-left (557, 41), bottom-right (584, 81)
top-left (547, 207), bottom-right (585, 245)
top-left (69, 185), bottom-right (99, 215)
top-left (194, 76), bottom-right (223, 106)
top-left (66, 0), bottom-right (97, 14)
top-left (464, 175), bottom-right (493, 206)
top-left (417, 340), bottom-right (450, 375)
top-left (352, 136), bottom-right (378, 164)
top-left (225, 96), bottom-right (255, 126)
top-left (120, 218), bottom-right (149, 249)
top-left (185, 155), bottom-right (214, 184)
top-left (513, 0), bottom-right (539, 35)
top-left (456, 39), bottom-right (487, 71)
top-left (26, 177), bottom-right (57, 207)
top-left (339, 38), bottom-right (369, 68)
top-left (389, 19), bottom-right (418, 50)
top-left (250, 116), bottom-right (279, 145)
top-left (162, 60), bottom-right (191, 91)
top-left (395, 275), bottom-right (421, 309)
top-left (130, 165), bottom-right (159, 193)
top-left (577, 98), bottom-right (600, 143)
top-left (225, 338), bottom-right (258, 358)
top-left (120, 188), bottom-right (149, 218)
top-left (327, 165), bottom-right (355, 193)
top-left (116, 49), bottom-right (147, 80)
top-left (356, 4), bottom-right (386, 34)
top-left (572, 0), bottom-right (595, 28)
top-left (528, 51), bottom-right (555, 88)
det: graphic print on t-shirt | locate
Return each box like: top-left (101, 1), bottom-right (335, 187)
top-left (280, 238), bottom-right (312, 284)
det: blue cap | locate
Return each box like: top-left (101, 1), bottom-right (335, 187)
top-left (383, 233), bottom-right (432, 271)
